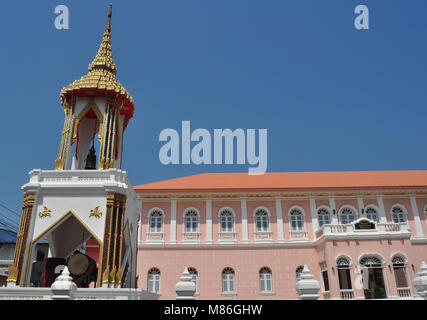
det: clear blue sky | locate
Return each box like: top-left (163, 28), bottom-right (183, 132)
top-left (0, 0), bottom-right (426, 229)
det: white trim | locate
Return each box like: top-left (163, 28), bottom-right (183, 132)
top-left (147, 207), bottom-right (165, 219)
top-left (338, 205), bottom-right (358, 215)
top-left (335, 254), bottom-right (353, 267)
top-left (253, 206), bottom-right (271, 217)
top-left (390, 252), bottom-right (408, 265)
top-left (377, 196), bottom-right (387, 223)
top-left (329, 197), bottom-right (338, 225)
top-left (358, 253), bottom-right (385, 266)
top-left (310, 198), bottom-right (318, 232)
top-left (410, 196), bottom-right (424, 238)
top-left (170, 200), bottom-right (177, 244)
top-left (241, 199), bottom-right (249, 243)
top-left (276, 199), bottom-right (285, 242)
top-left (206, 200), bottom-right (212, 244)
top-left (288, 205), bottom-right (306, 216)
top-left (182, 207), bottom-right (201, 219)
top-left (217, 206), bottom-right (236, 218)
top-left (357, 197), bottom-right (364, 218)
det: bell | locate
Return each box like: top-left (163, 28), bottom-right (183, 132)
top-left (85, 144), bottom-right (97, 170)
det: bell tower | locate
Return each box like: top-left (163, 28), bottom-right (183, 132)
top-left (7, 5), bottom-right (140, 290)
top-left (55, 4), bottom-right (134, 171)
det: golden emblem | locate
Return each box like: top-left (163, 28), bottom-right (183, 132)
top-left (39, 206), bottom-right (52, 218)
top-left (89, 206), bottom-right (103, 218)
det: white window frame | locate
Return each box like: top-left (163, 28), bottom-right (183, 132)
top-left (391, 204), bottom-right (407, 223)
top-left (254, 207), bottom-right (271, 233)
top-left (218, 207), bottom-right (235, 233)
top-left (147, 268), bottom-right (161, 294)
top-left (365, 205), bottom-right (379, 222)
top-left (259, 267), bottom-right (273, 292)
top-left (222, 268), bottom-right (235, 293)
top-left (183, 208), bottom-right (200, 233)
top-left (317, 206), bottom-right (331, 227)
top-left (148, 208), bottom-right (164, 233)
top-left (289, 206), bottom-right (305, 231)
top-left (339, 206), bottom-right (357, 225)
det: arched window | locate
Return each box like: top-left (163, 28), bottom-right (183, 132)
top-left (149, 209), bottom-right (163, 233)
top-left (391, 255), bottom-right (409, 291)
top-left (365, 207), bottom-right (378, 222)
top-left (147, 268), bottom-right (161, 293)
top-left (222, 267), bottom-right (235, 293)
top-left (188, 267), bottom-right (198, 292)
top-left (255, 209), bottom-right (269, 232)
top-left (220, 209), bottom-right (234, 232)
top-left (317, 208), bottom-right (330, 227)
top-left (336, 256), bottom-right (352, 290)
top-left (340, 207), bottom-right (356, 224)
top-left (359, 256), bottom-right (382, 267)
top-left (290, 208), bottom-right (304, 231)
top-left (296, 265), bottom-right (304, 281)
top-left (259, 267), bottom-right (272, 292)
top-left (391, 206), bottom-right (406, 223)
top-left (184, 209), bottom-right (199, 233)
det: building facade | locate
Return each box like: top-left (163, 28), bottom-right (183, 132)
top-left (135, 171), bottom-right (427, 299)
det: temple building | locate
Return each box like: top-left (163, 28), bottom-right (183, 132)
top-left (1, 5), bottom-right (149, 298)
top-left (135, 171), bottom-right (427, 299)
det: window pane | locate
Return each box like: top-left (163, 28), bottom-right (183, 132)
top-left (394, 267), bottom-right (408, 288)
top-left (338, 269), bottom-right (352, 289)
top-left (322, 271), bottom-right (330, 291)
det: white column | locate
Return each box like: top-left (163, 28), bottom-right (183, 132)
top-left (275, 199), bottom-right (285, 242)
top-left (241, 199), bottom-right (249, 243)
top-left (206, 199), bottom-right (213, 244)
top-left (170, 199), bottom-right (177, 244)
top-left (310, 197), bottom-right (318, 231)
top-left (329, 197), bottom-right (338, 224)
top-left (410, 195), bottom-right (425, 238)
top-left (357, 197), bottom-right (364, 218)
top-left (377, 196), bottom-right (387, 223)
top-left (137, 216), bottom-right (142, 245)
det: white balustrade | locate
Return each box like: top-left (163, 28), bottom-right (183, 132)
top-left (340, 289), bottom-right (354, 300)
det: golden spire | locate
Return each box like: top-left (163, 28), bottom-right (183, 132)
top-left (60, 4), bottom-right (134, 110)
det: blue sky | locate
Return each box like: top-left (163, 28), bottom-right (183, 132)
top-left (0, 0), bottom-right (426, 228)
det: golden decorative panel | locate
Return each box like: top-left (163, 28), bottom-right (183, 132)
top-left (38, 206), bottom-right (52, 218)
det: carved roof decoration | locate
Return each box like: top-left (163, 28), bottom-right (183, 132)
top-left (60, 4), bottom-right (134, 117)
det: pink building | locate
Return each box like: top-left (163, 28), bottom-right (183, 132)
top-left (134, 171), bottom-right (427, 300)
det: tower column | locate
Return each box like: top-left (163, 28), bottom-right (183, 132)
top-left (99, 193), bottom-right (127, 288)
top-left (7, 193), bottom-right (36, 286)
top-left (54, 97), bottom-right (75, 170)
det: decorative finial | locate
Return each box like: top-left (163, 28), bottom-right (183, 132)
top-left (106, 3), bottom-right (112, 33)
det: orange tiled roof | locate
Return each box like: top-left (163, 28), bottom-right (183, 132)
top-left (134, 170), bottom-right (427, 192)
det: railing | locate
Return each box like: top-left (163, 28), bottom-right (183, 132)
top-left (316, 222), bottom-right (410, 239)
top-left (289, 230), bottom-right (308, 240)
top-left (397, 287), bottom-right (411, 298)
top-left (340, 289), bottom-right (354, 300)
top-left (254, 231), bottom-right (272, 241)
top-left (383, 223), bottom-right (401, 232)
top-left (146, 232), bottom-right (164, 242)
top-left (218, 232), bottom-right (237, 241)
top-left (182, 232), bottom-right (201, 242)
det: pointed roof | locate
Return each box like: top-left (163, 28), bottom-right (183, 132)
top-left (60, 4), bottom-right (134, 117)
top-left (134, 170), bottom-right (427, 193)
